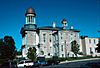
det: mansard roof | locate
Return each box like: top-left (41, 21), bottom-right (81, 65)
top-left (31, 25), bottom-right (80, 32)
top-left (20, 24), bottom-right (37, 34)
top-left (37, 26), bottom-right (62, 30)
top-left (20, 25), bottom-right (80, 35)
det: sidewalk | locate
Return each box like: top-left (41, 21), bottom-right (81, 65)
top-left (60, 58), bottom-right (100, 64)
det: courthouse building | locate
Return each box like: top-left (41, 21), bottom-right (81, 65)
top-left (20, 7), bottom-right (82, 58)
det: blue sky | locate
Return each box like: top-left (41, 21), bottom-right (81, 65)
top-left (0, 0), bottom-right (100, 50)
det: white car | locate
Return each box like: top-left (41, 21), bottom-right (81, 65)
top-left (17, 60), bottom-right (33, 67)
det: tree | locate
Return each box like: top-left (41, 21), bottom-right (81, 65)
top-left (71, 40), bottom-right (80, 57)
top-left (78, 52), bottom-right (83, 55)
top-left (17, 49), bottom-right (22, 55)
top-left (96, 40), bottom-right (100, 53)
top-left (0, 36), bottom-right (16, 60)
top-left (41, 50), bottom-right (44, 55)
top-left (27, 47), bottom-right (37, 61)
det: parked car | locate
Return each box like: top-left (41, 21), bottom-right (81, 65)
top-left (33, 61), bottom-right (40, 67)
top-left (37, 57), bottom-right (47, 66)
top-left (17, 60), bottom-right (33, 67)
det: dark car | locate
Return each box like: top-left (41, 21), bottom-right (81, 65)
top-left (33, 61), bottom-right (40, 67)
top-left (37, 57), bottom-right (47, 66)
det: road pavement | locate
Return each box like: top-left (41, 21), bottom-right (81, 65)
top-left (42, 58), bottom-right (100, 68)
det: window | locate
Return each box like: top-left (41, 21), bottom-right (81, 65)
top-left (90, 47), bottom-right (92, 52)
top-left (61, 36), bottom-right (62, 39)
top-left (94, 39), bottom-right (96, 44)
top-left (54, 36), bottom-right (56, 41)
top-left (61, 33), bottom-right (63, 39)
top-left (19, 61), bottom-right (24, 64)
top-left (48, 53), bottom-right (50, 56)
top-left (61, 45), bottom-right (63, 51)
top-left (50, 39), bottom-right (51, 42)
top-left (61, 32), bottom-right (62, 35)
top-left (74, 34), bottom-right (76, 37)
top-left (25, 61), bottom-right (32, 63)
top-left (90, 47), bottom-right (93, 54)
top-left (89, 39), bottom-right (91, 44)
top-left (56, 35), bottom-right (58, 40)
top-left (71, 33), bottom-right (73, 35)
top-left (49, 34), bottom-right (51, 42)
top-left (95, 49), bottom-right (97, 53)
top-left (43, 34), bottom-right (46, 42)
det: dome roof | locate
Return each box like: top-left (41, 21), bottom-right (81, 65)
top-left (26, 7), bottom-right (35, 14)
top-left (62, 18), bottom-right (67, 21)
top-left (62, 18), bottom-right (67, 23)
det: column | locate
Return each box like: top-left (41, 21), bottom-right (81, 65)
top-left (26, 17), bottom-right (27, 24)
top-left (34, 18), bottom-right (36, 24)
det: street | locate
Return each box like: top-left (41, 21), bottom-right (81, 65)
top-left (43, 59), bottom-right (100, 68)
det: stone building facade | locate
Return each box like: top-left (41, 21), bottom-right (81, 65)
top-left (20, 8), bottom-right (80, 58)
top-left (80, 36), bottom-right (100, 56)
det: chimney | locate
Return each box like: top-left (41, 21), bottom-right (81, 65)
top-left (52, 22), bottom-right (56, 28)
top-left (71, 26), bottom-right (74, 29)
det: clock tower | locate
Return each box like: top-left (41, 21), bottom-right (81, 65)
top-left (20, 7), bottom-right (39, 58)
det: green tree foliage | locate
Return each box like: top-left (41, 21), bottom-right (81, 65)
top-left (17, 49), bottom-right (22, 55)
top-left (96, 40), bottom-right (100, 53)
top-left (0, 36), bottom-right (16, 60)
top-left (71, 40), bottom-right (80, 57)
top-left (27, 47), bottom-right (36, 61)
top-left (41, 50), bottom-right (44, 55)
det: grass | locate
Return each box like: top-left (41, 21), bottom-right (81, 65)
top-left (63, 56), bottom-right (100, 61)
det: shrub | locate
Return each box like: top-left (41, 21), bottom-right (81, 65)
top-left (59, 57), bottom-right (67, 61)
top-left (78, 52), bottom-right (83, 55)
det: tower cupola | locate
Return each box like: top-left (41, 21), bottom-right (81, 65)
top-left (62, 19), bottom-right (68, 29)
top-left (25, 7), bottom-right (36, 24)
